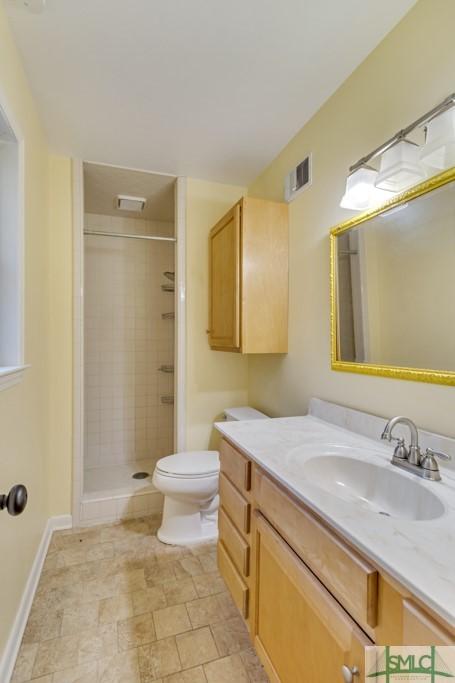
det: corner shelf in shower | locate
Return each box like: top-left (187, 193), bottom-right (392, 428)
top-left (158, 365), bottom-right (174, 374)
top-left (160, 395), bottom-right (174, 405)
top-left (161, 312), bottom-right (175, 320)
top-left (161, 284), bottom-right (175, 293)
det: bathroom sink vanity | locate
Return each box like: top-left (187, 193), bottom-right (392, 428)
top-left (215, 402), bottom-right (455, 683)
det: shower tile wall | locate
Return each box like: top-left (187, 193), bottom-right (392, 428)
top-left (84, 213), bottom-right (174, 480)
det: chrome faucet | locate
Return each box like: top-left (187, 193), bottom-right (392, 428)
top-left (381, 416), bottom-right (451, 481)
top-left (381, 416), bottom-right (421, 465)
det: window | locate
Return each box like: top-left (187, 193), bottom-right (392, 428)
top-left (0, 104), bottom-right (25, 390)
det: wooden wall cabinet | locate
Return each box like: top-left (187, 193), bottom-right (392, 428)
top-left (208, 197), bottom-right (288, 353)
top-left (217, 437), bottom-right (455, 683)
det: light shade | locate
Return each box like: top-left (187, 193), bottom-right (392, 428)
top-left (420, 107), bottom-right (455, 170)
top-left (375, 140), bottom-right (426, 192)
top-left (340, 166), bottom-right (393, 211)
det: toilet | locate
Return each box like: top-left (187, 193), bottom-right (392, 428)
top-left (153, 406), bottom-right (268, 545)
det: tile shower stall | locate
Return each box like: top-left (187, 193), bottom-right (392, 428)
top-left (81, 202), bottom-right (175, 523)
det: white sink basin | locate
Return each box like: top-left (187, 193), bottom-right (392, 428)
top-left (302, 455), bottom-right (445, 521)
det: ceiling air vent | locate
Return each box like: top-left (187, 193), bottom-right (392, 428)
top-left (116, 195), bottom-right (146, 212)
top-left (284, 154), bottom-right (312, 203)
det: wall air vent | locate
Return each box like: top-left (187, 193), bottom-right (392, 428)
top-left (284, 154), bottom-right (312, 203)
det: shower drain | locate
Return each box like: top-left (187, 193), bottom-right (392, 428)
top-left (132, 471), bottom-right (150, 480)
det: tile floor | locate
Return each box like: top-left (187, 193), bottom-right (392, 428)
top-left (12, 515), bottom-right (268, 683)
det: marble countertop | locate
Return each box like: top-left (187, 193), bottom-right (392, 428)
top-left (215, 414), bottom-right (455, 628)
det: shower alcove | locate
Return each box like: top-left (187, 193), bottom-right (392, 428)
top-left (73, 162), bottom-right (185, 525)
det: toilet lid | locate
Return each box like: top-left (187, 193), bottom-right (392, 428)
top-left (156, 451), bottom-right (220, 478)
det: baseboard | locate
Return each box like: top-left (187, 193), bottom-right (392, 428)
top-left (0, 514), bottom-right (72, 683)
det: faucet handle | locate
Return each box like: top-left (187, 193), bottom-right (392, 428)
top-left (382, 433), bottom-right (409, 461)
top-left (424, 448), bottom-right (451, 461)
top-left (420, 448), bottom-right (451, 480)
top-left (392, 438), bottom-right (409, 461)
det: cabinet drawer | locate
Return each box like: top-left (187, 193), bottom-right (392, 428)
top-left (218, 540), bottom-right (249, 618)
top-left (220, 439), bottom-right (251, 493)
top-left (403, 600), bottom-right (454, 645)
top-left (255, 468), bottom-right (378, 630)
top-left (219, 507), bottom-right (250, 577)
top-left (219, 472), bottom-right (251, 536)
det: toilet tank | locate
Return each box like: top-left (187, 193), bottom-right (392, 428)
top-left (223, 406), bottom-right (269, 421)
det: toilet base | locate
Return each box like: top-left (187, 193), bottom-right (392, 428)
top-left (157, 495), bottom-right (219, 546)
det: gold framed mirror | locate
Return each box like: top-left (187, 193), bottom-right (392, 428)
top-left (330, 166), bottom-right (455, 385)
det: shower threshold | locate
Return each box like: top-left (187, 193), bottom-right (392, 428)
top-left (83, 459), bottom-right (156, 497)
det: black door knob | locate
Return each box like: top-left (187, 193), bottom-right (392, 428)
top-left (0, 485), bottom-right (28, 516)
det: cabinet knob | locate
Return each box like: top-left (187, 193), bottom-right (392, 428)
top-left (341, 665), bottom-right (359, 682)
top-left (0, 484), bottom-right (28, 516)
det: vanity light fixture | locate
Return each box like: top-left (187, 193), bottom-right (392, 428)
top-left (420, 107), bottom-right (455, 170)
top-left (376, 139), bottom-right (427, 193)
top-left (340, 165), bottom-right (392, 211)
top-left (340, 92), bottom-right (455, 210)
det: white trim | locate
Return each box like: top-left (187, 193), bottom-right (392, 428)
top-left (0, 90), bottom-right (26, 373)
top-left (0, 514), bottom-right (72, 683)
top-left (17, 136), bottom-right (25, 367)
top-left (79, 489), bottom-right (163, 527)
top-left (175, 176), bottom-right (187, 452)
top-left (72, 159), bottom-right (84, 529)
top-left (83, 158), bottom-right (177, 179)
top-left (0, 364), bottom-right (30, 391)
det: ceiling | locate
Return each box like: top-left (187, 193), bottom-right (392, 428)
top-left (5, 0), bottom-right (416, 185)
top-left (84, 163), bottom-right (175, 221)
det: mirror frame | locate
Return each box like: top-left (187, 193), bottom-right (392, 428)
top-left (330, 166), bottom-right (455, 386)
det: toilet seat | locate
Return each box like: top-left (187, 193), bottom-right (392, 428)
top-left (156, 469), bottom-right (218, 480)
top-left (155, 451), bottom-right (219, 479)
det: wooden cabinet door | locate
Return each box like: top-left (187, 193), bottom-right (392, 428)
top-left (209, 203), bottom-right (241, 351)
top-left (252, 513), bottom-right (372, 683)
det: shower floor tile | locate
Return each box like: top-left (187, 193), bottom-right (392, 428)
top-left (84, 459), bottom-right (156, 496)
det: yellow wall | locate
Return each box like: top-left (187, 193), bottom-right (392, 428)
top-left (185, 178), bottom-right (248, 449)
top-left (48, 156), bottom-right (73, 516)
top-left (0, 3), bottom-right (51, 658)
top-left (247, 0), bottom-right (455, 437)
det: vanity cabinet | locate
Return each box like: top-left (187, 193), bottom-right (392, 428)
top-left (253, 513), bottom-right (372, 683)
top-left (218, 439), bottom-right (252, 620)
top-left (217, 437), bottom-right (455, 683)
top-left (208, 197), bottom-right (288, 353)
top-left (402, 600), bottom-right (454, 645)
